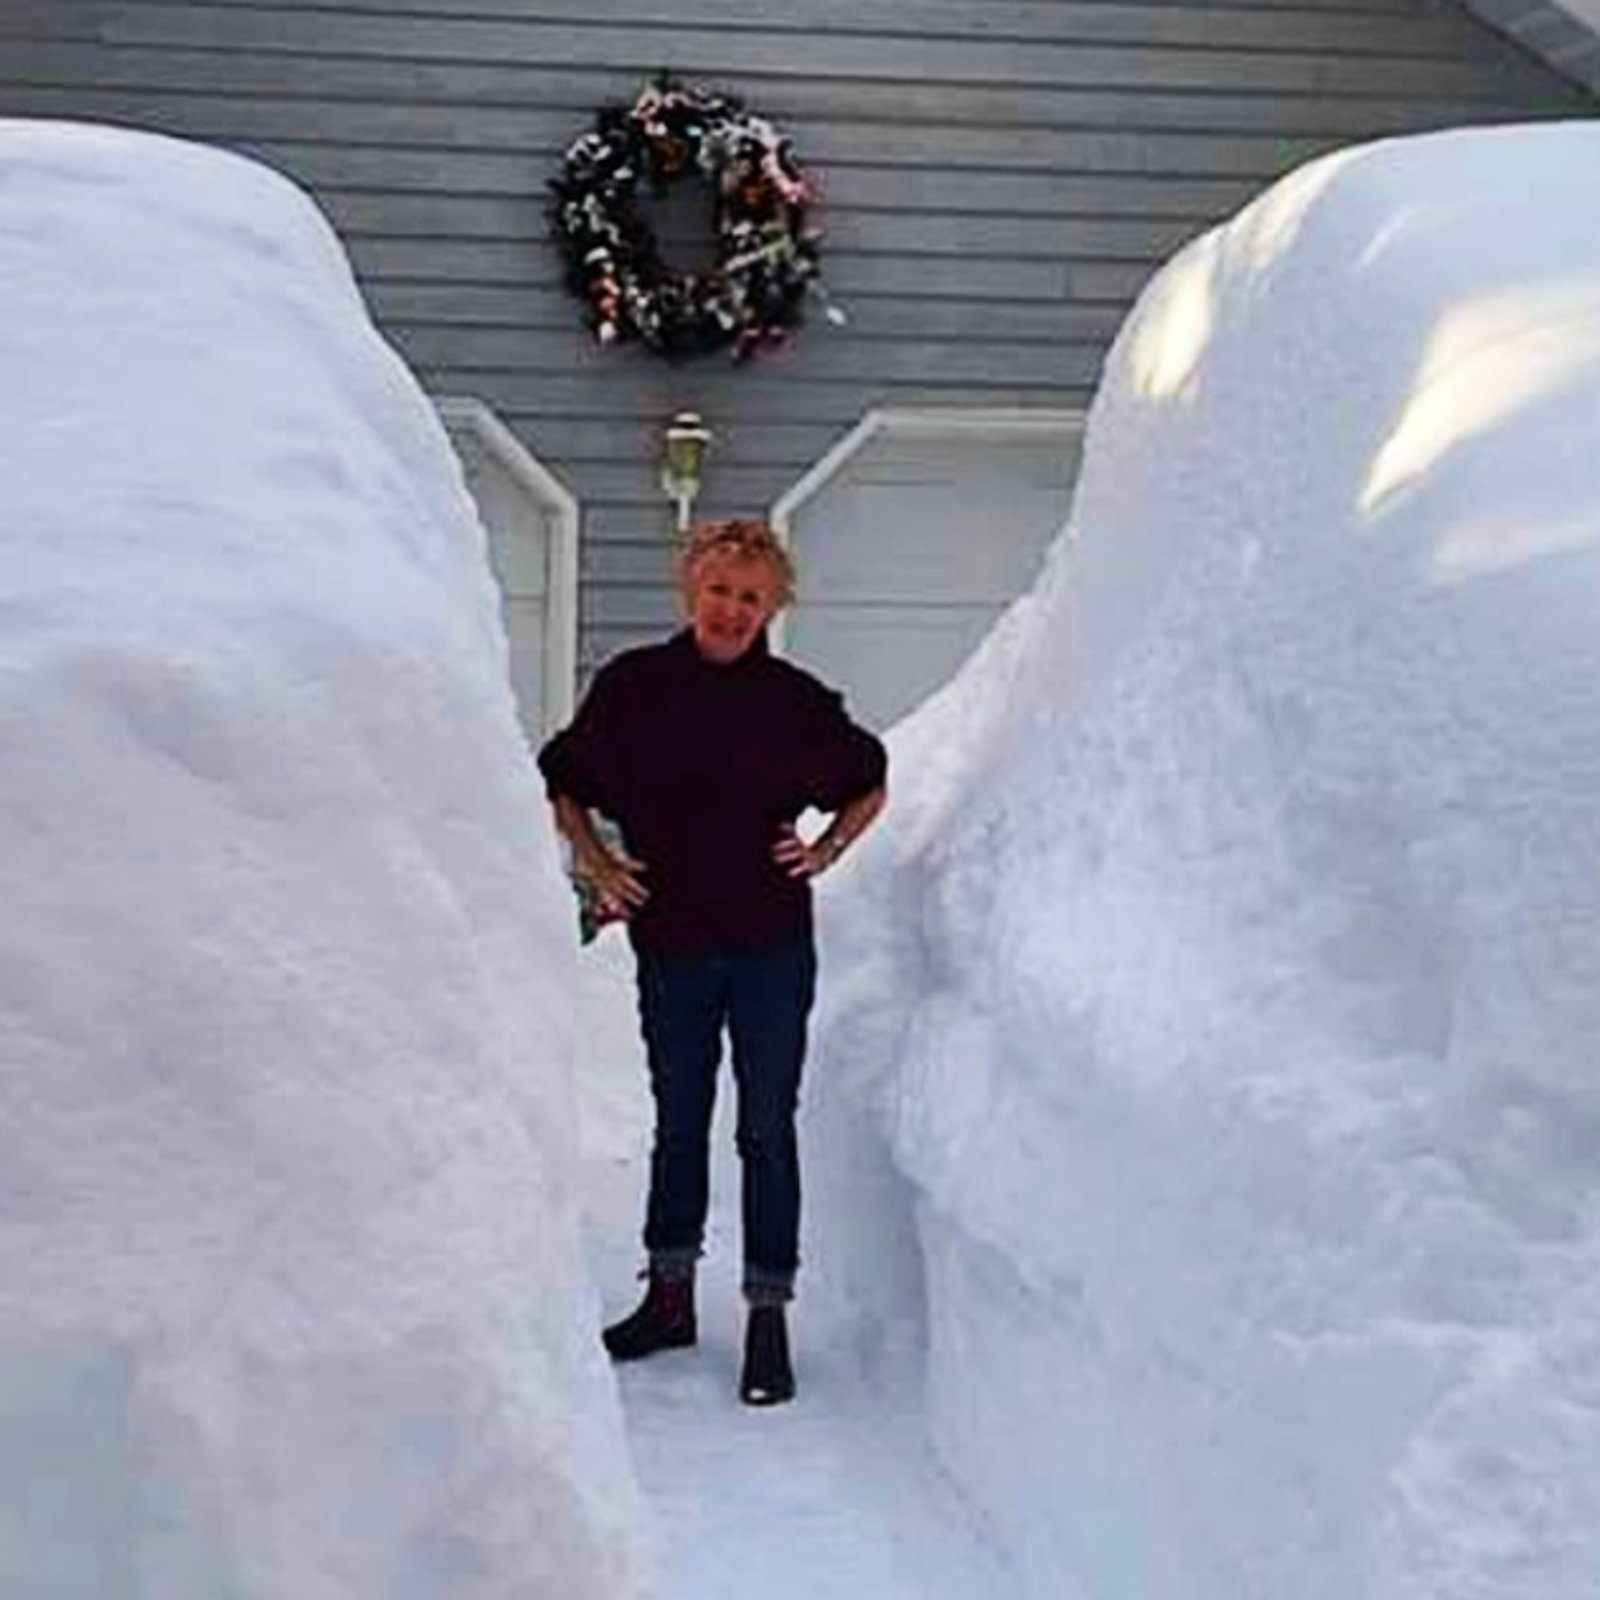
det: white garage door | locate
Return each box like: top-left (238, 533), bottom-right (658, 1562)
top-left (438, 399), bottom-right (577, 745)
top-left (774, 410), bottom-right (1085, 730)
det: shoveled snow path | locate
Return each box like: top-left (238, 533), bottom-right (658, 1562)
top-left (575, 932), bottom-right (1018, 1600)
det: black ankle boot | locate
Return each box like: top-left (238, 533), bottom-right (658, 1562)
top-left (739, 1304), bottom-right (795, 1405)
top-left (602, 1276), bottom-right (697, 1362)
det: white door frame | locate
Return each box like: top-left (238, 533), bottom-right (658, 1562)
top-left (436, 395), bottom-right (579, 732)
top-left (767, 406), bottom-right (1087, 654)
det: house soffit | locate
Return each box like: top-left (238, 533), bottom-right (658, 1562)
top-left (1454, 0), bottom-right (1600, 97)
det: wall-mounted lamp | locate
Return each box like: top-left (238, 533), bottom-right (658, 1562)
top-left (661, 410), bottom-right (713, 534)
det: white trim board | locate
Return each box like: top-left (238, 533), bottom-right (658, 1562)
top-left (768, 406), bottom-right (1086, 656)
top-left (761, 409), bottom-right (1088, 704)
top-left (772, 407), bottom-right (1087, 537)
top-left (435, 395), bottom-right (579, 732)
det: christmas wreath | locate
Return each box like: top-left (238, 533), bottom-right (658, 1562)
top-left (547, 77), bottom-right (837, 364)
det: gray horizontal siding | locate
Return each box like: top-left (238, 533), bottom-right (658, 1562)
top-left (79, 0), bottom-right (1526, 59)
top-left (322, 194), bottom-right (1203, 259)
top-left (36, 0), bottom-right (1476, 42)
top-left (10, 51), bottom-right (1564, 142)
top-left (367, 284), bottom-right (1135, 343)
top-left (397, 328), bottom-right (1112, 384)
top-left (1, 0), bottom-right (1592, 678)
top-left (0, 2), bottom-right (102, 40)
top-left (350, 238), bottom-right (1153, 302)
top-left (142, 140), bottom-right (1275, 217)
top-left (83, 7), bottom-right (1579, 98)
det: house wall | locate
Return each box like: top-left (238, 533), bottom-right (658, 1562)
top-left (1, 0), bottom-right (1590, 676)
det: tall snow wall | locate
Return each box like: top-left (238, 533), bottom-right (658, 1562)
top-left (809, 121), bottom-right (1600, 1600)
top-left (0, 122), bottom-right (641, 1599)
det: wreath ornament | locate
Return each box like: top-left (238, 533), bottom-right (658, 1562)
top-left (548, 77), bottom-right (842, 363)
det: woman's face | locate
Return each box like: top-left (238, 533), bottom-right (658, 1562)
top-left (687, 550), bottom-right (782, 664)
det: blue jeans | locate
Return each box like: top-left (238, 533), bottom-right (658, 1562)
top-left (634, 937), bottom-right (817, 1299)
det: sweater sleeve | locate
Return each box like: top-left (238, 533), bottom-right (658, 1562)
top-left (536, 658), bottom-right (625, 811)
top-left (793, 680), bottom-right (888, 812)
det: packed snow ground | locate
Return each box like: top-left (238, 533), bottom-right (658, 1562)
top-left (574, 935), bottom-right (1021, 1600)
top-left (804, 120), bottom-right (1600, 1600)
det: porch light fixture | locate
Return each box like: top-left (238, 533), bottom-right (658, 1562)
top-left (661, 410), bottom-right (713, 533)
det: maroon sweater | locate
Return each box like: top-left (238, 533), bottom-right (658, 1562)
top-left (538, 630), bottom-right (886, 954)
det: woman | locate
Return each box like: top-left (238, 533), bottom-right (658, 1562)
top-left (538, 519), bottom-right (886, 1406)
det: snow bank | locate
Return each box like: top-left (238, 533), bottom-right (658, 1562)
top-left (0, 122), bottom-right (640, 1598)
top-left (810, 121), bottom-right (1600, 1600)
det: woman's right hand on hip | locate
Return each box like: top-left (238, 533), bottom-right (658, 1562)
top-left (578, 846), bottom-right (650, 920)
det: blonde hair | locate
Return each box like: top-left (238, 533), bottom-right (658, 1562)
top-left (676, 518), bottom-right (796, 609)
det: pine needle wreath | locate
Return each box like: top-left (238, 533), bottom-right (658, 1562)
top-left (547, 76), bottom-right (839, 364)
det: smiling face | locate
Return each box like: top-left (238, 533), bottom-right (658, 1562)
top-left (685, 549), bottom-right (783, 664)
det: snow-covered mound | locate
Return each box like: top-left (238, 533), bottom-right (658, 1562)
top-left (0, 122), bottom-right (640, 1599)
top-left (809, 121), bottom-right (1600, 1600)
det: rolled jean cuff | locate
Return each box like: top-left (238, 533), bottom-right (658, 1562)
top-left (742, 1267), bottom-right (795, 1306)
top-left (649, 1247), bottom-right (700, 1285)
